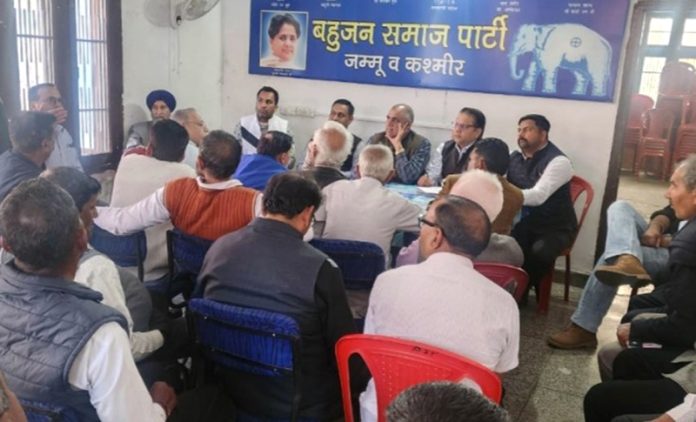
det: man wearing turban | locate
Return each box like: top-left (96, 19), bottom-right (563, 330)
top-left (126, 89), bottom-right (177, 149)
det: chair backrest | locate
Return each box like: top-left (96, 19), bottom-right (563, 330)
top-left (473, 262), bottom-right (529, 302)
top-left (627, 94), bottom-right (655, 128)
top-left (568, 176), bottom-right (594, 250)
top-left (20, 398), bottom-right (80, 422)
top-left (89, 224), bottom-right (146, 281)
top-left (188, 298), bottom-right (303, 420)
top-left (336, 334), bottom-right (502, 422)
top-left (659, 61), bottom-right (696, 96)
top-left (642, 108), bottom-right (676, 140)
top-left (682, 95), bottom-right (696, 125)
top-left (309, 239), bottom-right (385, 290)
top-left (167, 228), bottom-right (213, 277)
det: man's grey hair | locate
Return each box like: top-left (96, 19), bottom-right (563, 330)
top-left (358, 144), bottom-right (393, 182)
top-left (392, 103), bottom-right (414, 123)
top-left (171, 107), bottom-right (197, 125)
top-left (678, 154), bottom-right (696, 191)
top-left (313, 120), bottom-right (353, 168)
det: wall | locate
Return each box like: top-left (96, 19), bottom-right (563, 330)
top-left (123, 0), bottom-right (637, 274)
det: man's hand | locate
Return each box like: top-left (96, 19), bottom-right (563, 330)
top-left (45, 106), bottom-right (68, 125)
top-left (616, 323), bottom-right (631, 348)
top-left (417, 175), bottom-right (433, 187)
top-left (640, 226), bottom-right (662, 247)
top-left (150, 381), bottom-right (177, 416)
top-left (386, 121), bottom-right (409, 153)
top-left (302, 140), bottom-right (317, 170)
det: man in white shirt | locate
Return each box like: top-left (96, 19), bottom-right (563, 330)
top-left (233, 86), bottom-right (290, 155)
top-left (0, 178), bottom-right (175, 421)
top-left (507, 114), bottom-right (576, 299)
top-left (110, 119), bottom-right (196, 282)
top-left (360, 195), bottom-right (520, 422)
top-left (172, 107), bottom-right (209, 169)
top-left (315, 144), bottom-right (420, 259)
top-left (28, 83), bottom-right (83, 171)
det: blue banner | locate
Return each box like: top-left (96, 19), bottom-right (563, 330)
top-left (249, 0), bottom-right (630, 102)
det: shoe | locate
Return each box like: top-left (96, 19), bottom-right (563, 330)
top-left (547, 323), bottom-right (598, 349)
top-left (595, 254), bottom-right (651, 287)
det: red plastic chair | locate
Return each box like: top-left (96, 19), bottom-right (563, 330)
top-left (473, 261), bottom-right (529, 303)
top-left (658, 61), bottom-right (696, 97)
top-left (673, 96), bottom-right (696, 171)
top-left (335, 334), bottom-right (502, 422)
top-left (634, 108), bottom-right (676, 180)
top-left (537, 176), bottom-right (594, 314)
top-left (622, 94), bottom-right (654, 171)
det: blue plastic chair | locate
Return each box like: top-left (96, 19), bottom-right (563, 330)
top-left (188, 298), bottom-right (302, 421)
top-left (165, 229), bottom-right (213, 302)
top-left (309, 239), bottom-right (385, 290)
top-left (89, 224), bottom-right (147, 281)
top-left (20, 398), bottom-right (80, 422)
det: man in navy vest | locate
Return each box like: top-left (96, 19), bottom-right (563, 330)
top-left (507, 114), bottom-right (577, 300)
top-left (0, 179), bottom-right (176, 421)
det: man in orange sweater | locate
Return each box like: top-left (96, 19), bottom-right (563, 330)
top-left (94, 130), bottom-right (261, 241)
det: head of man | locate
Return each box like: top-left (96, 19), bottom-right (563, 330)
top-left (517, 114), bottom-right (550, 155)
top-left (452, 107), bottom-right (485, 148)
top-left (257, 130), bottom-right (294, 167)
top-left (172, 108), bottom-right (208, 146)
top-left (0, 178), bottom-right (86, 277)
top-left (268, 13), bottom-right (301, 63)
top-left (357, 144), bottom-right (394, 184)
top-left (329, 99), bottom-right (355, 128)
top-left (146, 89), bottom-right (176, 120)
top-left (256, 86), bottom-right (279, 123)
top-left (312, 120), bottom-right (352, 168)
top-left (387, 381), bottom-right (510, 422)
top-left (385, 104), bottom-right (414, 139)
top-left (28, 83), bottom-right (66, 125)
top-left (666, 155), bottom-right (696, 220)
top-left (148, 119), bottom-right (189, 162)
top-left (197, 130), bottom-right (242, 182)
top-left (467, 137), bottom-right (511, 176)
top-left (40, 167), bottom-right (101, 235)
top-left (418, 195), bottom-right (491, 262)
top-left (450, 169), bottom-right (503, 224)
top-left (262, 173), bottom-right (322, 235)
top-left (9, 111), bottom-right (56, 164)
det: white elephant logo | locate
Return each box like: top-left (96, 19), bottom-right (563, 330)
top-left (509, 23), bottom-right (612, 97)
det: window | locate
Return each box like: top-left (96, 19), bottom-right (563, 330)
top-left (1, 0), bottom-right (122, 168)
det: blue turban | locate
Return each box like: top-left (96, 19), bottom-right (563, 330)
top-left (146, 89), bottom-right (176, 111)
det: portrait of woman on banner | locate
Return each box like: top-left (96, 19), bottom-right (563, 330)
top-left (259, 12), bottom-right (308, 71)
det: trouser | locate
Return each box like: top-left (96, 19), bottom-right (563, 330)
top-left (584, 348), bottom-right (688, 422)
top-left (571, 201), bottom-right (669, 333)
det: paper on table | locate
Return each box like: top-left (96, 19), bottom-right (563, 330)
top-left (417, 186), bottom-right (441, 195)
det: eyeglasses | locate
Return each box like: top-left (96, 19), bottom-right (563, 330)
top-left (452, 122), bottom-right (476, 131)
top-left (418, 214), bottom-right (438, 229)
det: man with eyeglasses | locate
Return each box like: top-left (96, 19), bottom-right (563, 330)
top-left (418, 107), bottom-right (486, 187)
top-left (360, 195), bottom-right (519, 422)
top-left (28, 83), bottom-right (83, 171)
top-left (172, 107), bottom-right (209, 169)
top-left (365, 103), bottom-right (430, 184)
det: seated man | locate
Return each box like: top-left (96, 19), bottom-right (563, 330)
top-left (548, 201), bottom-right (677, 349)
top-left (0, 178), bottom-right (176, 421)
top-left (583, 155), bottom-right (696, 420)
top-left (387, 382), bottom-right (511, 422)
top-left (233, 86), bottom-right (289, 155)
top-left (198, 173), bottom-right (357, 420)
top-left (95, 130), bottom-right (261, 242)
top-left (234, 130), bottom-right (292, 190)
top-left (301, 120), bottom-right (352, 189)
top-left (361, 195), bottom-right (519, 422)
top-left (419, 107), bottom-right (485, 187)
top-left (441, 137), bottom-right (523, 235)
top-left (28, 83), bottom-right (82, 170)
top-left (396, 169), bottom-right (524, 268)
top-left (0, 111), bottom-right (55, 202)
top-left (126, 89), bottom-right (176, 149)
top-left (507, 114), bottom-right (577, 296)
top-left (366, 104), bottom-right (430, 185)
top-left (111, 119), bottom-right (196, 281)
top-left (328, 99), bottom-right (363, 172)
top-left (315, 144), bottom-right (420, 259)
top-left (172, 107), bottom-right (209, 169)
